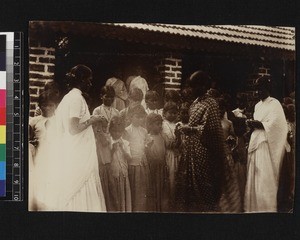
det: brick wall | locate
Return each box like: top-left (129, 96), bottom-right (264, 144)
top-left (29, 45), bottom-right (55, 116)
top-left (156, 54), bottom-right (182, 92)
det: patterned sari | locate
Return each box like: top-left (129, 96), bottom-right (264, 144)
top-left (175, 96), bottom-right (226, 212)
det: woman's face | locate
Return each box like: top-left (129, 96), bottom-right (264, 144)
top-left (102, 94), bottom-right (114, 107)
top-left (81, 75), bottom-right (92, 92)
top-left (256, 85), bottom-right (269, 100)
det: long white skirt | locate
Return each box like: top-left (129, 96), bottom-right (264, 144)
top-left (244, 141), bottom-right (278, 212)
top-left (33, 130), bottom-right (106, 212)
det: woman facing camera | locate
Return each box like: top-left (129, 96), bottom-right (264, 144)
top-left (244, 76), bottom-right (287, 212)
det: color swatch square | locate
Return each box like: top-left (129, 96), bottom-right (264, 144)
top-left (0, 35), bottom-right (5, 52)
top-left (0, 126), bottom-right (5, 143)
top-left (0, 144), bottom-right (5, 161)
top-left (0, 71), bottom-right (6, 89)
top-left (0, 35), bottom-right (5, 72)
top-left (0, 180), bottom-right (5, 196)
top-left (0, 161), bottom-right (5, 179)
top-left (0, 89), bottom-right (5, 108)
top-left (0, 53), bottom-right (5, 72)
top-left (0, 107), bottom-right (5, 125)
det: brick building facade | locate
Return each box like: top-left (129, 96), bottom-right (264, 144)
top-left (29, 46), bottom-right (55, 115)
top-left (29, 22), bottom-right (295, 116)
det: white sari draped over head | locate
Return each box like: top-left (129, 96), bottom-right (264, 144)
top-left (40, 88), bottom-right (106, 212)
top-left (128, 76), bottom-right (149, 109)
top-left (245, 97), bottom-right (287, 212)
top-left (105, 77), bottom-right (128, 111)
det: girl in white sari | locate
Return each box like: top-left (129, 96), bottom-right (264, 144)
top-left (244, 76), bottom-right (287, 212)
top-left (46, 65), bottom-right (106, 212)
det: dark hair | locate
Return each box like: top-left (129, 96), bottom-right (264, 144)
top-left (188, 70), bottom-right (212, 97)
top-left (38, 89), bottom-right (59, 107)
top-left (180, 102), bottom-right (191, 111)
top-left (165, 90), bottom-right (181, 103)
top-left (100, 85), bottom-right (115, 98)
top-left (163, 101), bottom-right (178, 115)
top-left (145, 90), bottom-right (159, 102)
top-left (128, 104), bottom-right (146, 118)
top-left (181, 87), bottom-right (193, 103)
top-left (66, 64), bottom-right (92, 88)
top-left (109, 115), bottom-right (126, 133)
top-left (129, 88), bottom-right (143, 102)
top-left (146, 113), bottom-right (163, 132)
top-left (207, 88), bottom-right (221, 98)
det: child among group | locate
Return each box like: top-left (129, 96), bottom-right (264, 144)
top-left (92, 85), bottom-right (119, 210)
top-left (34, 81), bottom-right (61, 117)
top-left (108, 115), bottom-right (132, 212)
top-left (119, 87), bottom-right (144, 127)
top-left (93, 86), bottom-right (119, 124)
top-left (29, 90), bottom-right (58, 156)
top-left (145, 90), bottom-right (162, 115)
top-left (180, 86), bottom-right (194, 105)
top-left (29, 90), bottom-right (59, 210)
top-left (145, 113), bottom-right (169, 211)
top-left (164, 90), bottom-right (182, 105)
top-left (174, 102), bottom-right (190, 152)
top-left (218, 98), bottom-right (242, 213)
top-left (161, 101), bottom-right (179, 205)
top-left (230, 95), bottom-right (248, 206)
top-left (123, 104), bottom-right (153, 211)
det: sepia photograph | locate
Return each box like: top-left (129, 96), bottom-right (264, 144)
top-left (28, 21), bottom-right (295, 213)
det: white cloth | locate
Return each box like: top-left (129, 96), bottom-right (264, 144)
top-left (110, 137), bottom-right (131, 178)
top-left (232, 108), bottom-right (247, 118)
top-left (244, 97), bottom-right (287, 212)
top-left (38, 88), bottom-right (106, 212)
top-left (145, 108), bottom-right (163, 115)
top-left (30, 115), bottom-right (57, 210)
top-left (128, 76), bottom-right (149, 109)
top-left (106, 77), bottom-right (128, 111)
top-left (162, 120), bottom-right (178, 197)
top-left (93, 104), bottom-right (119, 124)
top-left (124, 124), bottom-right (148, 166)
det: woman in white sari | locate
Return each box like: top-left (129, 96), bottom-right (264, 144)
top-left (244, 76), bottom-right (287, 212)
top-left (48, 65), bottom-right (106, 212)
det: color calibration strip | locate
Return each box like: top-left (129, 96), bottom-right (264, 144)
top-left (0, 32), bottom-right (23, 201)
top-left (0, 35), bottom-right (6, 196)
